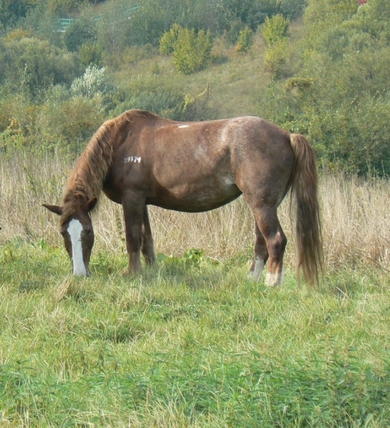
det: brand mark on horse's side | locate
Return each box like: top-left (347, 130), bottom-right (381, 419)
top-left (124, 156), bottom-right (142, 164)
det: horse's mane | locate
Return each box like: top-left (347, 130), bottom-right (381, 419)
top-left (123, 109), bottom-right (162, 123)
top-left (61, 118), bottom-right (115, 221)
top-left (60, 110), bottom-right (160, 224)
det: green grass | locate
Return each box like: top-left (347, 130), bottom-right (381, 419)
top-left (1, 240), bottom-right (389, 426)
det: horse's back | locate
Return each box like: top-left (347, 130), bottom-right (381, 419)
top-left (105, 111), bottom-right (295, 211)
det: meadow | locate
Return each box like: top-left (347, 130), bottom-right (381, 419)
top-left (0, 154), bottom-right (389, 427)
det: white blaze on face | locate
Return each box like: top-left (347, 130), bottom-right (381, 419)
top-left (68, 219), bottom-right (87, 276)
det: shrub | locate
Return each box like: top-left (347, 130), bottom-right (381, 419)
top-left (235, 26), bottom-right (254, 53)
top-left (263, 39), bottom-right (288, 77)
top-left (70, 65), bottom-right (110, 98)
top-left (78, 42), bottom-right (102, 67)
top-left (64, 18), bottom-right (97, 52)
top-left (159, 23), bottom-right (181, 55)
top-left (262, 14), bottom-right (290, 46)
top-left (172, 27), bottom-right (212, 75)
top-left (0, 37), bottom-right (82, 98)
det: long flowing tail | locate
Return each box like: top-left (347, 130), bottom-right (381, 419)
top-left (289, 134), bottom-right (323, 286)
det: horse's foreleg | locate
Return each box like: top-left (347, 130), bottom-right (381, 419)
top-left (142, 206), bottom-right (157, 266)
top-left (248, 223), bottom-right (269, 281)
top-left (252, 207), bottom-right (287, 286)
top-left (122, 198), bottom-right (144, 274)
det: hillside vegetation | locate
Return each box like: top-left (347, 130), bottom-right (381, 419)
top-left (1, 1), bottom-right (390, 425)
top-left (0, 0), bottom-right (389, 175)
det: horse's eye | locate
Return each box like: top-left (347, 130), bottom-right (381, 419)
top-left (85, 228), bottom-right (92, 236)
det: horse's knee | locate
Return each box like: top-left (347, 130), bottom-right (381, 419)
top-left (268, 231), bottom-right (287, 259)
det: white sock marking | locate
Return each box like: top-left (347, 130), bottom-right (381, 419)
top-left (68, 219), bottom-right (87, 276)
top-left (248, 257), bottom-right (264, 282)
top-left (265, 270), bottom-right (284, 286)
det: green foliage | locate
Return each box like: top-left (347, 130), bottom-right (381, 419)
top-left (262, 13), bottom-right (290, 46)
top-left (0, 36), bottom-right (82, 99)
top-left (78, 41), bottom-right (102, 67)
top-left (263, 39), bottom-right (289, 78)
top-left (304, 0), bottom-right (357, 51)
top-left (175, 84), bottom-right (215, 122)
top-left (96, 0), bottom-right (306, 51)
top-left (280, 0), bottom-right (390, 175)
top-left (172, 27), bottom-right (212, 75)
top-left (235, 25), bottom-right (254, 53)
top-left (159, 23), bottom-right (181, 55)
top-left (160, 24), bottom-right (213, 74)
top-left (35, 66), bottom-right (116, 153)
top-left (0, 237), bottom-right (390, 425)
top-left (45, 0), bottom-right (93, 15)
top-left (216, 0), bottom-right (304, 31)
top-left (0, 0), bottom-right (388, 176)
top-left (70, 65), bottom-right (114, 100)
top-left (0, 0), bottom-right (34, 29)
top-left (63, 18), bottom-right (97, 52)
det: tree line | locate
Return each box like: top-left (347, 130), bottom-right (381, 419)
top-left (0, 0), bottom-right (389, 176)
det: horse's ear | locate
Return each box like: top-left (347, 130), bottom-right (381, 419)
top-left (43, 204), bottom-right (63, 216)
top-left (87, 198), bottom-right (98, 212)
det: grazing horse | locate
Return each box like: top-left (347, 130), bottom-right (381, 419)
top-left (44, 109), bottom-right (322, 285)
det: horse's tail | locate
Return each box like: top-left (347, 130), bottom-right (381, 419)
top-left (289, 133), bottom-right (323, 286)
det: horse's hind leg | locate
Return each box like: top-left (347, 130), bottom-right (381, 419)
top-left (248, 224), bottom-right (269, 281)
top-left (251, 206), bottom-right (287, 286)
top-left (142, 206), bottom-right (157, 266)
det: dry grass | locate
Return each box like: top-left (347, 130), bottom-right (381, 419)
top-left (1, 154), bottom-right (389, 275)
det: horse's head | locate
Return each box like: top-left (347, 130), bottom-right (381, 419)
top-left (43, 198), bottom-right (97, 277)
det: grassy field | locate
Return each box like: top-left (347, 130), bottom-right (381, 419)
top-left (1, 155), bottom-right (389, 426)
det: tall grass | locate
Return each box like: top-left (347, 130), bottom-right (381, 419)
top-left (1, 154), bottom-right (390, 426)
top-left (1, 154), bottom-right (389, 275)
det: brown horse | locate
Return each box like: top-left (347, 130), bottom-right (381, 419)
top-left (43, 109), bottom-right (322, 285)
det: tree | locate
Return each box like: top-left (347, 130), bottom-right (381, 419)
top-left (262, 14), bottom-right (290, 46)
top-left (173, 27), bottom-right (212, 74)
top-left (235, 26), bottom-right (254, 53)
top-left (64, 18), bottom-right (97, 52)
top-left (160, 24), bottom-right (212, 75)
top-left (0, 37), bottom-right (82, 99)
top-left (0, 0), bottom-right (35, 29)
top-left (266, 0), bottom-right (390, 175)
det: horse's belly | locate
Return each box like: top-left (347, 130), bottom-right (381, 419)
top-left (148, 182), bottom-right (242, 212)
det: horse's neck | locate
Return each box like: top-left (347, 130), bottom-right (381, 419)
top-left (69, 153), bottom-right (109, 202)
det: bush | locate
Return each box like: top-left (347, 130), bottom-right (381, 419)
top-left (159, 23), bottom-right (181, 55)
top-left (263, 39), bottom-right (288, 77)
top-left (0, 37), bottom-right (82, 99)
top-left (171, 27), bottom-right (212, 75)
top-left (64, 18), bottom-right (97, 52)
top-left (70, 65), bottom-right (112, 99)
top-left (262, 13), bottom-right (290, 46)
top-left (235, 25), bottom-right (254, 53)
top-left (78, 42), bottom-right (102, 67)
top-left (160, 24), bottom-right (213, 75)
top-left (36, 89), bottom-right (106, 155)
